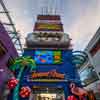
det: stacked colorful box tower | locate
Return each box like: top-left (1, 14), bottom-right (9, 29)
top-left (23, 14), bottom-right (81, 100)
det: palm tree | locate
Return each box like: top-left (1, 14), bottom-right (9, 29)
top-left (9, 56), bottom-right (36, 100)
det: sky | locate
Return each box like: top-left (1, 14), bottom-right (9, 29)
top-left (1, 0), bottom-right (100, 50)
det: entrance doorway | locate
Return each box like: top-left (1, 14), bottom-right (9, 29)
top-left (29, 86), bottom-right (65, 100)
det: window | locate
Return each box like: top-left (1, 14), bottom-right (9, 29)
top-left (80, 66), bottom-right (99, 86)
top-left (90, 39), bottom-right (100, 56)
top-left (6, 56), bottom-right (15, 67)
top-left (0, 40), bottom-right (7, 57)
top-left (99, 72), bottom-right (100, 76)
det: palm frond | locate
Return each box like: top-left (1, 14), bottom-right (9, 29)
top-left (9, 56), bottom-right (36, 71)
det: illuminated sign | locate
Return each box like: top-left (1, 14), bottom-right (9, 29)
top-left (34, 23), bottom-right (63, 31)
top-left (30, 70), bottom-right (65, 79)
top-left (37, 15), bottom-right (60, 20)
top-left (38, 24), bottom-right (61, 30)
top-left (34, 50), bottom-right (62, 64)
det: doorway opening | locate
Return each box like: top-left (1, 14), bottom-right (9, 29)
top-left (29, 86), bottom-right (65, 100)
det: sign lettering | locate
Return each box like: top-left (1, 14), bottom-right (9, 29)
top-left (31, 70), bottom-right (64, 79)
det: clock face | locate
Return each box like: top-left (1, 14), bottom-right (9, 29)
top-left (34, 50), bottom-right (61, 64)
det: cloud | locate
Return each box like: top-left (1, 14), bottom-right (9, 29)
top-left (3, 0), bottom-right (100, 50)
top-left (63, 0), bottom-right (100, 50)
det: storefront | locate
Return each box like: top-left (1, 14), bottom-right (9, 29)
top-left (29, 86), bottom-right (65, 100)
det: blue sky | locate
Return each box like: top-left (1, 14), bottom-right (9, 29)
top-left (2, 0), bottom-right (100, 50)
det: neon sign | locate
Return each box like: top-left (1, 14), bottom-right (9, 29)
top-left (34, 23), bottom-right (63, 31)
top-left (34, 50), bottom-right (62, 64)
top-left (38, 24), bottom-right (61, 30)
top-left (31, 70), bottom-right (65, 79)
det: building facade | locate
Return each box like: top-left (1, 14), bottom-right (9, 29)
top-left (0, 22), bottom-right (18, 97)
top-left (22, 15), bottom-right (81, 100)
top-left (79, 27), bottom-right (100, 100)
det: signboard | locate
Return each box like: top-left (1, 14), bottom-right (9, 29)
top-left (34, 50), bottom-right (62, 64)
top-left (37, 15), bottom-right (60, 20)
top-left (30, 70), bottom-right (65, 80)
top-left (34, 23), bottom-right (63, 32)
